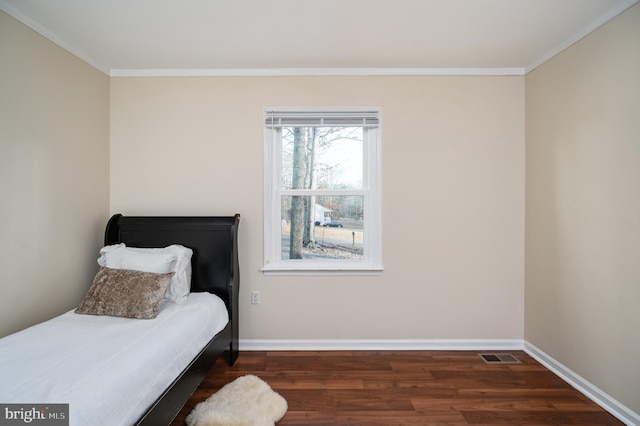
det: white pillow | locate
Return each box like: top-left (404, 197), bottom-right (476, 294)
top-left (97, 243), bottom-right (125, 266)
top-left (97, 244), bottom-right (193, 304)
top-left (126, 245), bottom-right (193, 304)
top-left (98, 244), bottom-right (176, 273)
top-left (121, 250), bottom-right (177, 274)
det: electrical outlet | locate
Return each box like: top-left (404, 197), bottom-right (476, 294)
top-left (251, 290), bottom-right (261, 304)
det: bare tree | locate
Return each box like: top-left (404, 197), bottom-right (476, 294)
top-left (289, 128), bottom-right (306, 259)
top-left (303, 128), bottom-right (317, 248)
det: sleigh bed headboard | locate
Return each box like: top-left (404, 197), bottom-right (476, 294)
top-left (104, 214), bottom-right (240, 305)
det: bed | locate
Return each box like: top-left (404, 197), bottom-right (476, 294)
top-left (0, 214), bottom-right (240, 425)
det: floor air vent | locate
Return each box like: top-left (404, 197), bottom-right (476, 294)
top-left (478, 353), bottom-right (521, 364)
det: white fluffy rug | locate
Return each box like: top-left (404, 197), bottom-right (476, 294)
top-left (185, 374), bottom-right (288, 426)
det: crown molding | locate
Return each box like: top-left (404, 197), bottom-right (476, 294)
top-left (109, 67), bottom-right (525, 77)
top-left (525, 0), bottom-right (639, 73)
top-left (0, 0), bottom-right (110, 75)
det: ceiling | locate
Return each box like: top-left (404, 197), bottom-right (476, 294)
top-left (1, 0), bottom-right (637, 76)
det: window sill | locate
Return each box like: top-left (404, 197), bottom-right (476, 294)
top-left (261, 264), bottom-right (384, 276)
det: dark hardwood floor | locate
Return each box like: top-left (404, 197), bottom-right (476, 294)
top-left (171, 350), bottom-right (623, 425)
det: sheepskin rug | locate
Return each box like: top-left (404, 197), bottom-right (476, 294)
top-left (185, 374), bottom-right (288, 426)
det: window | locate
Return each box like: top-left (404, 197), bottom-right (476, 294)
top-left (263, 108), bottom-right (382, 274)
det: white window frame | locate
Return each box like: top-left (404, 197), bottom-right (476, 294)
top-left (263, 108), bottom-right (383, 275)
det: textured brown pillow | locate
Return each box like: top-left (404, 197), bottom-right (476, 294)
top-left (76, 267), bottom-right (174, 319)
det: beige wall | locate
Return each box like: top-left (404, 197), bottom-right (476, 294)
top-left (525, 4), bottom-right (640, 413)
top-left (0, 11), bottom-right (110, 337)
top-left (110, 75), bottom-right (525, 341)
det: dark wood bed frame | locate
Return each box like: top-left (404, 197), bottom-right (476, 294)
top-left (104, 213), bottom-right (240, 425)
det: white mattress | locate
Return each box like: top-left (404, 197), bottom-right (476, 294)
top-left (0, 292), bottom-right (229, 426)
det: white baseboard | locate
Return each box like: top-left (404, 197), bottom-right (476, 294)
top-left (524, 341), bottom-right (639, 426)
top-left (239, 338), bottom-right (524, 351)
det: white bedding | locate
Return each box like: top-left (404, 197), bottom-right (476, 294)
top-left (0, 292), bottom-right (229, 426)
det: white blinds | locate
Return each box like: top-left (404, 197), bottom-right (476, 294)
top-left (265, 108), bottom-right (380, 128)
